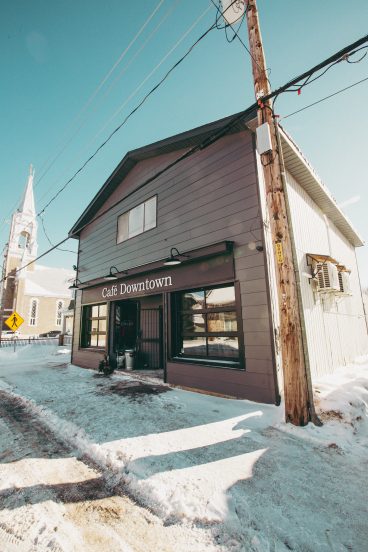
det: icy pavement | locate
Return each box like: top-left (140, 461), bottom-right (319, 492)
top-left (0, 344), bottom-right (367, 551)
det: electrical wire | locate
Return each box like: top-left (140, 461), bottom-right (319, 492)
top-left (271, 41), bottom-right (368, 111)
top-left (40, 216), bottom-right (77, 254)
top-left (1, 107), bottom-right (256, 284)
top-left (36, 11), bottom-right (219, 218)
top-left (281, 76), bottom-right (368, 120)
top-left (209, 0), bottom-right (272, 85)
top-left (35, 0), bottom-right (166, 189)
top-left (4, 28), bottom-right (367, 273)
top-left (38, 32), bottom-right (368, 220)
top-left (4, 54), bottom-right (368, 283)
top-left (85, 5), bottom-right (212, 149)
top-left (0, 0), bottom-right (167, 236)
top-left (36, 0), bottom-right (180, 208)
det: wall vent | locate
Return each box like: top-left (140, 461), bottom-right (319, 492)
top-left (314, 261), bottom-right (340, 292)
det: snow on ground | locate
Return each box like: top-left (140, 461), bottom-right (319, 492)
top-left (0, 343), bottom-right (367, 551)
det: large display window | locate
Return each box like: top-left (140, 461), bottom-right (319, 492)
top-left (171, 284), bottom-right (242, 367)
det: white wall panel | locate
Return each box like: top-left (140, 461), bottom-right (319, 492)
top-left (286, 171), bottom-right (368, 379)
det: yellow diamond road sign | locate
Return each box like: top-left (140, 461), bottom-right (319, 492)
top-left (4, 311), bottom-right (25, 332)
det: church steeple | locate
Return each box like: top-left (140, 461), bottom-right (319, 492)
top-left (7, 165), bottom-right (38, 266)
top-left (19, 164), bottom-right (36, 216)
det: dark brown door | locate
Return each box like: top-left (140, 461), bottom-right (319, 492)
top-left (137, 307), bottom-right (163, 369)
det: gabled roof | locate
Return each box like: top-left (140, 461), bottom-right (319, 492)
top-left (69, 111), bottom-right (254, 236)
top-left (69, 110), bottom-right (363, 248)
top-left (20, 265), bottom-right (74, 298)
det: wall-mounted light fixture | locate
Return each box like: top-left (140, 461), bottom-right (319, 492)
top-left (163, 247), bottom-right (189, 266)
top-left (68, 278), bottom-right (83, 290)
top-left (103, 266), bottom-right (127, 281)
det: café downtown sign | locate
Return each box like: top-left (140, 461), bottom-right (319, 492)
top-left (101, 275), bottom-right (173, 300)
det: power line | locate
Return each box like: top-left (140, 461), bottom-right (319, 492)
top-left (35, 0), bottom-right (166, 190)
top-left (209, 0), bottom-right (272, 86)
top-left (83, 5), bottom-right (212, 154)
top-left (0, 0), bottom-right (167, 237)
top-left (269, 37), bottom-right (368, 106)
top-left (3, 31), bottom-right (367, 283)
top-left (1, 107), bottom-right (254, 285)
top-left (36, 0), bottom-right (182, 209)
top-left (36, 13), bottom-right (220, 218)
top-left (40, 216), bottom-right (77, 254)
top-left (281, 76), bottom-right (368, 120)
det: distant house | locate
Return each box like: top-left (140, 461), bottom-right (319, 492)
top-left (1, 167), bottom-right (74, 337)
top-left (68, 112), bottom-right (368, 403)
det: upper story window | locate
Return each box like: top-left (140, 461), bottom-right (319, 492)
top-left (117, 196), bottom-right (157, 244)
top-left (56, 300), bottom-right (64, 326)
top-left (29, 298), bottom-right (38, 326)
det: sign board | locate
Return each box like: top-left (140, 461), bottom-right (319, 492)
top-left (275, 242), bottom-right (284, 264)
top-left (82, 254), bottom-right (235, 305)
top-left (4, 311), bottom-right (25, 331)
top-left (220, 0), bottom-right (246, 25)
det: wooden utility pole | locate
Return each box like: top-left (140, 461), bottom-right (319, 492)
top-left (245, 0), bottom-right (314, 425)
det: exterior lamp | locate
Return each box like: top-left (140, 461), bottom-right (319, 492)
top-left (69, 278), bottom-right (82, 290)
top-left (104, 266), bottom-right (127, 281)
top-left (163, 247), bottom-right (189, 266)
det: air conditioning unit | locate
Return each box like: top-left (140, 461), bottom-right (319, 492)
top-left (338, 271), bottom-right (351, 295)
top-left (314, 261), bottom-right (340, 292)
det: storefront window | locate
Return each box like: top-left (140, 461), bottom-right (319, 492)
top-left (81, 303), bottom-right (107, 348)
top-left (172, 285), bottom-right (241, 366)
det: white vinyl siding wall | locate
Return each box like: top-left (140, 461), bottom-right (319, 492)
top-left (285, 171), bottom-right (368, 378)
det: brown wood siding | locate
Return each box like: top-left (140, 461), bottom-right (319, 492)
top-left (75, 130), bottom-right (277, 403)
top-left (167, 361), bottom-right (276, 403)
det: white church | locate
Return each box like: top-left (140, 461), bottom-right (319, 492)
top-left (1, 166), bottom-right (74, 337)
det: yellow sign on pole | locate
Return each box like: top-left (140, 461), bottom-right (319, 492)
top-left (275, 241), bottom-right (284, 264)
top-left (4, 311), bottom-right (25, 332)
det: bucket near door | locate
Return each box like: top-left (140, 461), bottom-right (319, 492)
top-left (124, 349), bottom-right (135, 370)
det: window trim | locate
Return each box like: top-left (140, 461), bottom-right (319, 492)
top-left (170, 282), bottom-right (245, 370)
top-left (80, 302), bottom-right (108, 350)
top-left (116, 195), bottom-right (157, 244)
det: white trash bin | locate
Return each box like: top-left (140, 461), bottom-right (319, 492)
top-left (124, 349), bottom-right (135, 371)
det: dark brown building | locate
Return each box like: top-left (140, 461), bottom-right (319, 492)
top-left (69, 111), bottom-right (367, 404)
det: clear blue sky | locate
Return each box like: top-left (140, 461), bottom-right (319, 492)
top-left (1, 0), bottom-right (367, 285)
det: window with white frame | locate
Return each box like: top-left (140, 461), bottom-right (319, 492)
top-left (56, 300), bottom-right (64, 326)
top-left (29, 298), bottom-right (38, 326)
top-left (117, 196), bottom-right (157, 243)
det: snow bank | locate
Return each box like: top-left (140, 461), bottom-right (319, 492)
top-left (1, 345), bottom-right (367, 550)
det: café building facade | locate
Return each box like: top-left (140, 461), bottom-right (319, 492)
top-left (69, 111), bottom-right (367, 404)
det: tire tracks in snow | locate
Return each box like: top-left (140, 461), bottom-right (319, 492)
top-left (0, 389), bottom-right (222, 551)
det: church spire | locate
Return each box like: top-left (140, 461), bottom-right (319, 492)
top-left (19, 164), bottom-right (36, 216)
top-left (6, 166), bottom-right (38, 266)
